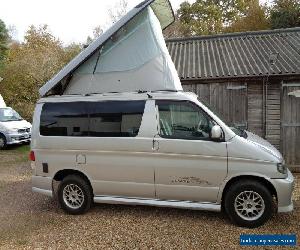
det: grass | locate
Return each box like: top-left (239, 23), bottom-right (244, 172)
top-left (0, 144), bottom-right (30, 155)
top-left (13, 145), bottom-right (30, 162)
top-left (0, 144), bottom-right (30, 167)
top-left (6, 144), bottom-right (30, 153)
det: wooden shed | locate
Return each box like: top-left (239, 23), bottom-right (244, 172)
top-left (166, 27), bottom-right (300, 171)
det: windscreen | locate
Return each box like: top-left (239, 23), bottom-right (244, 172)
top-left (0, 108), bottom-right (23, 122)
top-left (198, 98), bottom-right (247, 138)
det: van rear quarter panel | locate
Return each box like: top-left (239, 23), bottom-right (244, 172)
top-left (32, 102), bottom-right (157, 198)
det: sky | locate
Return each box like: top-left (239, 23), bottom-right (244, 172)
top-left (0, 0), bottom-right (269, 45)
top-left (0, 0), bottom-right (192, 45)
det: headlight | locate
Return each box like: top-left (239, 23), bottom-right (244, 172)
top-left (277, 162), bottom-right (287, 174)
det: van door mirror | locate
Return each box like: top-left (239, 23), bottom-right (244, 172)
top-left (211, 125), bottom-right (222, 141)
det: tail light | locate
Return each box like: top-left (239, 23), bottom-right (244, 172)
top-left (29, 151), bottom-right (35, 161)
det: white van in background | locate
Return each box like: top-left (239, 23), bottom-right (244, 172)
top-left (0, 94), bottom-right (5, 108)
top-left (0, 94), bottom-right (32, 149)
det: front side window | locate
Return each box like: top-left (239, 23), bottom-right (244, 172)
top-left (156, 100), bottom-right (215, 140)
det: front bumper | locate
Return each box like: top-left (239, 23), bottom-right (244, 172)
top-left (271, 169), bottom-right (294, 213)
top-left (5, 132), bottom-right (31, 145)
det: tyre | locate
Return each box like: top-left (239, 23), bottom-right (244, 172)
top-left (0, 134), bottom-right (7, 150)
top-left (58, 175), bottom-right (92, 215)
top-left (224, 180), bottom-right (274, 228)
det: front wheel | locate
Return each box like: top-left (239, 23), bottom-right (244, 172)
top-left (58, 175), bottom-right (92, 215)
top-left (224, 180), bottom-right (274, 228)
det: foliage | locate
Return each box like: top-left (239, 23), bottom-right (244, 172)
top-left (226, 0), bottom-right (270, 33)
top-left (176, 0), bottom-right (251, 36)
top-left (270, 0), bottom-right (300, 29)
top-left (0, 25), bottom-right (81, 121)
top-left (163, 16), bottom-right (185, 39)
top-left (166, 0), bottom-right (299, 38)
top-left (0, 19), bottom-right (9, 69)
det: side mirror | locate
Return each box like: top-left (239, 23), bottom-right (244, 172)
top-left (211, 125), bottom-right (222, 140)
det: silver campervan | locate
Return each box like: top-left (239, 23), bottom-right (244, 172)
top-left (31, 91), bottom-right (294, 228)
top-left (31, 0), bottom-right (294, 228)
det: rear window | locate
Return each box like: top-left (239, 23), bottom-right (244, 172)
top-left (40, 101), bottom-right (145, 137)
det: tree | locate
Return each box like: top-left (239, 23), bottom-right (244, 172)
top-left (0, 19), bottom-right (9, 69)
top-left (163, 18), bottom-right (184, 39)
top-left (64, 43), bottom-right (82, 63)
top-left (226, 0), bottom-right (270, 33)
top-left (86, 25), bottom-right (104, 45)
top-left (107, 0), bottom-right (129, 24)
top-left (270, 0), bottom-right (300, 29)
top-left (177, 0), bottom-right (252, 36)
top-left (7, 25), bottom-right (18, 43)
top-left (0, 25), bottom-right (81, 120)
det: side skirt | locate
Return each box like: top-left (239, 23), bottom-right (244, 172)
top-left (94, 196), bottom-right (221, 212)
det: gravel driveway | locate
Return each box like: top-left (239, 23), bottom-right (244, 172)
top-left (0, 146), bottom-right (299, 249)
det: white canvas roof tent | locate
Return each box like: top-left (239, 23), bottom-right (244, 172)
top-left (39, 0), bottom-right (182, 97)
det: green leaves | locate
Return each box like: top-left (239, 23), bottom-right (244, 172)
top-left (0, 19), bottom-right (9, 69)
top-left (0, 25), bottom-right (82, 121)
top-left (176, 0), bottom-right (252, 36)
top-left (164, 0), bottom-right (299, 38)
top-left (270, 0), bottom-right (300, 29)
top-left (226, 1), bottom-right (270, 33)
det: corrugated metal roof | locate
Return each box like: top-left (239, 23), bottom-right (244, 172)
top-left (166, 28), bottom-right (300, 81)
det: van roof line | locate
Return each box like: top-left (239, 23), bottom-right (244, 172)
top-left (37, 91), bottom-right (199, 104)
top-left (44, 90), bottom-right (183, 98)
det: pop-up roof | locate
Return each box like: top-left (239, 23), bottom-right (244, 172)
top-left (39, 0), bottom-right (182, 97)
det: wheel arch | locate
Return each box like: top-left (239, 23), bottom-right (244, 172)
top-left (0, 132), bottom-right (7, 139)
top-left (220, 175), bottom-right (278, 210)
top-left (53, 169), bottom-right (94, 196)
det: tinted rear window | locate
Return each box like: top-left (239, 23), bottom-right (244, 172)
top-left (40, 102), bottom-right (89, 137)
top-left (40, 101), bottom-right (145, 137)
top-left (88, 101), bottom-right (145, 137)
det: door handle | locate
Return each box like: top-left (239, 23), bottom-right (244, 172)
top-left (152, 139), bottom-right (159, 151)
